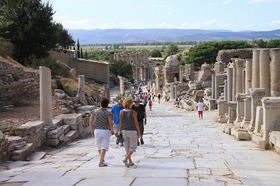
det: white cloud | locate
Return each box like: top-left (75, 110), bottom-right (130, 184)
top-left (270, 20), bottom-right (280, 25)
top-left (180, 19), bottom-right (217, 29)
top-left (223, 0), bottom-right (232, 5)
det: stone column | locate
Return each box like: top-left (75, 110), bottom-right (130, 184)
top-left (217, 100), bottom-right (228, 116)
top-left (179, 65), bottom-right (184, 83)
top-left (249, 88), bottom-right (265, 132)
top-left (155, 68), bottom-right (160, 91)
top-left (174, 83), bottom-right (178, 100)
top-left (227, 102), bottom-right (237, 123)
top-left (252, 50), bottom-right (260, 88)
top-left (40, 66), bottom-right (53, 125)
top-left (76, 75), bottom-right (87, 105)
top-left (262, 97), bottom-right (280, 148)
top-left (224, 80), bottom-right (228, 101)
top-left (259, 49), bottom-right (270, 96)
top-left (270, 48), bottom-right (280, 96)
top-left (227, 66), bottom-right (233, 102)
top-left (245, 59), bottom-right (252, 94)
top-left (170, 83), bottom-right (174, 100)
top-left (235, 59), bottom-right (244, 94)
top-left (215, 75), bottom-right (223, 100)
top-left (211, 72), bottom-right (215, 99)
top-left (118, 76), bottom-right (124, 96)
top-left (234, 93), bottom-right (246, 124)
top-left (253, 106), bottom-right (263, 135)
top-left (232, 62), bottom-right (236, 101)
top-left (241, 96), bottom-right (251, 129)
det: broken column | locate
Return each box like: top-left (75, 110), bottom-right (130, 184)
top-left (259, 49), bottom-right (270, 96)
top-left (262, 97), bottom-right (280, 149)
top-left (40, 66), bottom-right (53, 125)
top-left (76, 75), bottom-right (88, 105)
top-left (211, 71), bottom-right (215, 99)
top-left (179, 65), bottom-right (184, 83)
top-left (227, 102), bottom-right (237, 124)
top-left (241, 96), bottom-right (251, 129)
top-left (270, 48), bottom-right (280, 96)
top-left (118, 76), bottom-right (125, 96)
top-left (234, 93), bottom-right (246, 124)
top-left (249, 88), bottom-right (265, 132)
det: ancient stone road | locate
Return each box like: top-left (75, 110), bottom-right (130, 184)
top-left (1, 99), bottom-right (280, 186)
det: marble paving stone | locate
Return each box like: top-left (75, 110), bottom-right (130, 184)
top-left (78, 177), bottom-right (135, 186)
top-left (132, 178), bottom-right (188, 186)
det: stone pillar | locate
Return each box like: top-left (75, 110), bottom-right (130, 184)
top-left (211, 72), bottom-right (215, 99)
top-left (245, 59), bottom-right (252, 94)
top-left (170, 83), bottom-right (174, 100)
top-left (232, 62), bottom-right (236, 101)
top-left (224, 80), bottom-right (228, 101)
top-left (209, 99), bottom-right (217, 110)
top-left (179, 65), bottom-right (184, 83)
top-left (227, 102), bottom-right (237, 123)
top-left (76, 75), bottom-right (87, 105)
top-left (118, 76), bottom-right (125, 96)
top-left (252, 49), bottom-right (260, 88)
top-left (214, 61), bottom-right (224, 74)
top-left (241, 96), bottom-right (251, 129)
top-left (249, 88), bottom-right (265, 132)
top-left (253, 106), bottom-right (263, 135)
top-left (174, 83), bottom-right (178, 100)
top-left (227, 66), bottom-right (233, 102)
top-left (40, 66), bottom-right (53, 125)
top-left (234, 93), bottom-right (246, 124)
top-left (155, 68), bottom-right (160, 91)
top-left (270, 48), bottom-right (280, 96)
top-left (262, 97), bottom-right (280, 148)
top-left (259, 49), bottom-right (270, 96)
top-left (217, 100), bottom-right (228, 116)
top-left (215, 75), bottom-right (223, 100)
top-left (235, 59), bottom-right (245, 94)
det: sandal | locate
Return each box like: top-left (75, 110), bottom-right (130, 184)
top-left (122, 159), bottom-right (129, 167)
top-left (99, 162), bottom-right (108, 167)
top-left (128, 162), bottom-right (135, 166)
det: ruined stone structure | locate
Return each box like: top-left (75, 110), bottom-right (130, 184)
top-left (0, 58), bottom-right (39, 109)
top-left (214, 48), bottom-right (280, 152)
top-left (114, 52), bottom-right (151, 83)
top-left (216, 49), bottom-right (253, 64)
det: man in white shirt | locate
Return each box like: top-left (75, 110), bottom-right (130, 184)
top-left (196, 99), bottom-right (204, 119)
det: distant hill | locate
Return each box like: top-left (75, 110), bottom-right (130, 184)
top-left (68, 29), bottom-right (280, 45)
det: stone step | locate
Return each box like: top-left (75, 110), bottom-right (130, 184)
top-left (62, 125), bottom-right (70, 134)
top-left (11, 143), bottom-right (34, 161)
top-left (63, 130), bottom-right (78, 144)
top-left (6, 136), bottom-right (23, 143)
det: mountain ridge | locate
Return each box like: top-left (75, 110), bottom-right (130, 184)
top-left (68, 28), bottom-right (280, 45)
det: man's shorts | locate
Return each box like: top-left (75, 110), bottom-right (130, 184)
top-left (198, 111), bottom-right (203, 115)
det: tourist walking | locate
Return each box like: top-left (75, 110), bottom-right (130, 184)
top-left (157, 93), bottom-right (161, 104)
top-left (119, 97), bottom-right (141, 167)
top-left (196, 99), bottom-right (204, 119)
top-left (89, 97), bottom-right (114, 167)
top-left (111, 99), bottom-right (124, 146)
top-left (132, 97), bottom-right (147, 145)
top-left (148, 98), bottom-right (153, 111)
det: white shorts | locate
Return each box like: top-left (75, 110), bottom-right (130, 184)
top-left (94, 129), bottom-right (111, 151)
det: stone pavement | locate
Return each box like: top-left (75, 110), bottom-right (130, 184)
top-left (1, 99), bottom-right (280, 186)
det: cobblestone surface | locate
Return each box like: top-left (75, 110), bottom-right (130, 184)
top-left (1, 96), bottom-right (280, 186)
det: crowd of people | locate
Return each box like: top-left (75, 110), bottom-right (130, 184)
top-left (89, 86), bottom-right (204, 168)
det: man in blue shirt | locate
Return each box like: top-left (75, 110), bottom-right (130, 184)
top-left (111, 99), bottom-right (124, 145)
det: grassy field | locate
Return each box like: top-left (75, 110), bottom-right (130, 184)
top-left (82, 44), bottom-right (193, 52)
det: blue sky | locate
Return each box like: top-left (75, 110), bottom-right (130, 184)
top-left (45, 0), bottom-right (280, 31)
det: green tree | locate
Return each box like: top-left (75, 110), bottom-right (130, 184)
top-left (165, 43), bottom-right (178, 58)
top-left (150, 49), bottom-right (162, 57)
top-left (267, 39), bottom-right (280, 48)
top-left (76, 39), bottom-right (80, 58)
top-left (110, 60), bottom-right (133, 81)
top-left (186, 41), bottom-right (252, 68)
top-left (0, 0), bottom-right (74, 64)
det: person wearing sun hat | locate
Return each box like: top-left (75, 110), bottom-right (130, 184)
top-left (132, 97), bottom-right (146, 145)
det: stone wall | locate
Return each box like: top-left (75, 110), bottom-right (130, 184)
top-left (50, 50), bottom-right (110, 84)
top-left (0, 58), bottom-right (39, 108)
